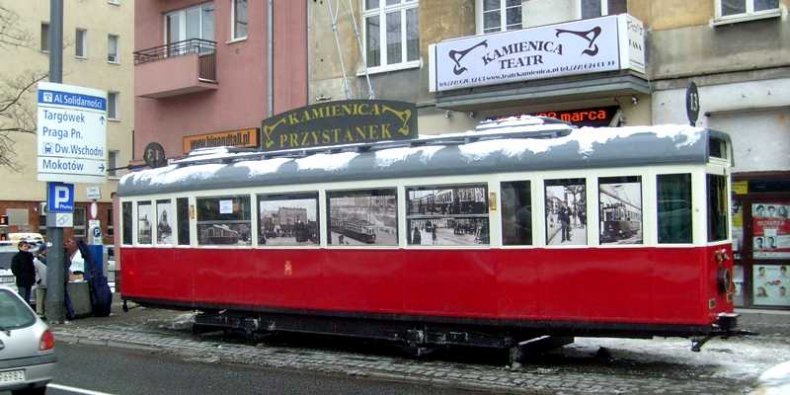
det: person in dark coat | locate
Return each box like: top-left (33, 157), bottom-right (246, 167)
top-left (11, 241), bottom-right (36, 305)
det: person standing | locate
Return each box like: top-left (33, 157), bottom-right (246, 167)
top-left (33, 245), bottom-right (48, 316)
top-left (11, 241), bottom-right (36, 305)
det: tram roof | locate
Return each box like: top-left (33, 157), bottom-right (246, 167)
top-left (118, 121), bottom-right (728, 197)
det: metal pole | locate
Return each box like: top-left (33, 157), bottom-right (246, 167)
top-left (45, 0), bottom-right (66, 323)
top-left (267, 0), bottom-right (274, 117)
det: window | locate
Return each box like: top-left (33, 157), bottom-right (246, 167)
top-left (73, 206), bottom-right (86, 237)
top-left (107, 208), bottom-right (114, 236)
top-left (717, 0), bottom-right (779, 18)
top-left (75, 28), bottom-right (87, 58)
top-left (166, 3), bottom-right (215, 45)
top-left (107, 92), bottom-right (118, 120)
top-left (657, 174), bottom-right (692, 244)
top-left (406, 184), bottom-right (489, 246)
top-left (108, 150), bottom-right (118, 177)
top-left (258, 193), bottom-right (319, 246)
top-left (328, 188), bottom-right (397, 246)
top-left (107, 34), bottom-right (119, 63)
top-left (156, 200), bottom-right (174, 245)
top-left (545, 179), bottom-right (587, 246)
top-left (137, 202), bottom-right (152, 244)
top-left (41, 23), bottom-right (50, 52)
top-left (599, 176), bottom-right (642, 245)
top-left (707, 174), bottom-right (728, 242)
top-left (580, 0), bottom-right (626, 19)
top-left (196, 195), bottom-right (251, 246)
top-left (177, 198), bottom-right (189, 245)
top-left (363, 0), bottom-right (420, 70)
top-left (122, 202), bottom-right (132, 244)
top-left (478, 0), bottom-right (522, 34)
top-left (232, 0), bottom-right (248, 40)
top-left (501, 181), bottom-right (531, 246)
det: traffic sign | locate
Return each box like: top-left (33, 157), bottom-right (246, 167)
top-left (37, 82), bottom-right (108, 184)
top-left (87, 185), bottom-right (101, 200)
top-left (47, 182), bottom-right (74, 213)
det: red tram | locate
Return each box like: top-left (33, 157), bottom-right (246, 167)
top-left (117, 117), bottom-right (744, 357)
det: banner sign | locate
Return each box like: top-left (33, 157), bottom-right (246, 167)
top-left (37, 82), bottom-right (108, 184)
top-left (260, 100), bottom-right (417, 152)
top-left (429, 14), bottom-right (645, 92)
top-left (752, 203), bottom-right (790, 259)
top-left (183, 128), bottom-right (260, 154)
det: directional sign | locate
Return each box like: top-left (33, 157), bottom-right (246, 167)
top-left (37, 82), bottom-right (108, 184)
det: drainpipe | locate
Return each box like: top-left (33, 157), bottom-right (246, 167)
top-left (267, 0), bottom-right (274, 117)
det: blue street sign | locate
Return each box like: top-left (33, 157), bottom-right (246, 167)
top-left (47, 182), bottom-right (74, 213)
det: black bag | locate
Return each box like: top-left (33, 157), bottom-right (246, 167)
top-left (77, 241), bottom-right (113, 317)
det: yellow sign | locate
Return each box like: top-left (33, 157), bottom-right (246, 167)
top-left (733, 181), bottom-right (748, 195)
top-left (182, 128), bottom-right (260, 154)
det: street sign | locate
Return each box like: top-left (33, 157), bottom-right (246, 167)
top-left (47, 182), bottom-right (74, 213)
top-left (86, 185), bottom-right (101, 200)
top-left (686, 81), bottom-right (700, 127)
top-left (89, 219), bottom-right (102, 245)
top-left (37, 82), bottom-right (108, 184)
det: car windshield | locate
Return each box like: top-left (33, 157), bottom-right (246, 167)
top-left (0, 289), bottom-right (36, 330)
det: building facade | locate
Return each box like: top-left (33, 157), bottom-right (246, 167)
top-left (0, 0), bottom-right (134, 243)
top-left (307, 0), bottom-right (789, 309)
top-left (133, 0), bottom-right (307, 164)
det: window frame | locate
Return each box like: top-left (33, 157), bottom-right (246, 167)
top-left (713, 0), bottom-right (782, 25)
top-left (405, 183), bottom-right (491, 247)
top-left (326, 187), bottom-right (399, 247)
top-left (578, 0), bottom-right (627, 19)
top-left (195, 194), bottom-right (252, 247)
top-left (107, 91), bottom-right (119, 120)
top-left (164, 3), bottom-right (215, 45)
top-left (40, 23), bottom-right (50, 52)
top-left (107, 34), bottom-right (119, 63)
top-left (257, 192), bottom-right (321, 247)
top-left (476, 0), bottom-right (523, 35)
top-left (73, 206), bottom-right (87, 237)
top-left (75, 28), bottom-right (87, 58)
top-left (361, 0), bottom-right (421, 74)
top-left (231, 0), bottom-right (248, 41)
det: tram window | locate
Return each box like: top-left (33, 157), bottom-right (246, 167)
top-left (501, 181), bottom-right (531, 246)
top-left (196, 195), bottom-right (252, 246)
top-left (156, 200), bottom-right (174, 245)
top-left (137, 201), bottom-right (152, 245)
top-left (406, 184), bottom-right (489, 246)
top-left (122, 202), bottom-right (132, 245)
top-left (176, 198), bottom-right (189, 245)
top-left (599, 176), bottom-right (643, 245)
top-left (707, 174), bottom-right (728, 242)
top-left (327, 189), bottom-right (397, 246)
top-left (709, 137), bottom-right (728, 160)
top-left (257, 193), bottom-right (320, 246)
top-left (657, 173), bottom-right (692, 244)
top-left (544, 179), bottom-right (587, 246)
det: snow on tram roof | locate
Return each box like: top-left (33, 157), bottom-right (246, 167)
top-left (118, 121), bottom-right (720, 197)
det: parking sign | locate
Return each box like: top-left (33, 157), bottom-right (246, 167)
top-left (47, 182), bottom-right (74, 213)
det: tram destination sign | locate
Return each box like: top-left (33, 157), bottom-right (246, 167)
top-left (261, 100), bottom-right (417, 152)
top-left (36, 82), bottom-right (108, 184)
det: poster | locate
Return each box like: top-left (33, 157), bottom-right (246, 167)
top-left (598, 177), bottom-right (642, 245)
top-left (156, 201), bottom-right (173, 244)
top-left (732, 201), bottom-right (744, 259)
top-left (752, 203), bottom-right (790, 259)
top-left (406, 185), bottom-right (489, 246)
top-left (258, 196), bottom-right (319, 246)
top-left (753, 264), bottom-right (790, 307)
top-left (328, 190), bottom-right (397, 246)
top-left (137, 202), bottom-right (152, 245)
top-left (545, 179), bottom-right (587, 246)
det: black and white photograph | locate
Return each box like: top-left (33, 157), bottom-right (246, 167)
top-left (258, 195), bottom-right (319, 246)
top-left (196, 196), bottom-right (252, 246)
top-left (599, 177), bottom-right (643, 244)
top-left (328, 189), bottom-right (397, 246)
top-left (406, 185), bottom-right (489, 246)
top-left (137, 202), bottom-right (152, 244)
top-left (545, 179), bottom-right (586, 246)
top-left (157, 200), bottom-right (174, 244)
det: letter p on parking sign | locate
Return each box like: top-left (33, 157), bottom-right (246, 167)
top-left (48, 182), bottom-right (74, 213)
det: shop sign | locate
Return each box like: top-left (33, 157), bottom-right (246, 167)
top-left (429, 14), bottom-right (645, 92)
top-left (260, 100), bottom-right (417, 152)
top-left (733, 181), bottom-right (748, 195)
top-left (752, 202), bottom-right (790, 260)
top-left (183, 128), bottom-right (260, 154)
top-left (531, 106), bottom-right (619, 127)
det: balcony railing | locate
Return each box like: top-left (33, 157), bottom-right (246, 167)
top-left (134, 38), bottom-right (217, 82)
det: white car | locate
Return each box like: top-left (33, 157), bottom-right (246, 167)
top-left (0, 285), bottom-right (56, 394)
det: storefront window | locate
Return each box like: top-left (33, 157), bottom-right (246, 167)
top-left (657, 174), bottom-right (692, 244)
top-left (258, 193), bottom-right (320, 246)
top-left (137, 201), bottom-right (152, 245)
top-left (406, 184), bottom-right (489, 246)
top-left (545, 179), bottom-right (587, 246)
top-left (599, 176), bottom-right (642, 245)
top-left (327, 189), bottom-right (397, 246)
top-left (196, 195), bottom-right (252, 246)
top-left (501, 181), bottom-right (531, 246)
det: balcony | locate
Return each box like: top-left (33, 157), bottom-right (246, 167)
top-left (134, 39), bottom-right (218, 99)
